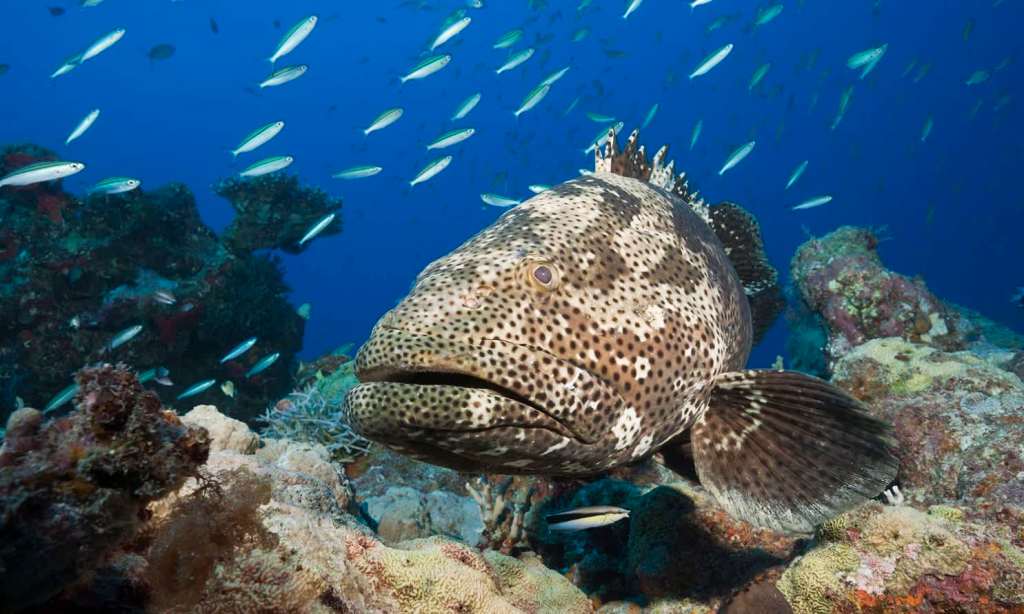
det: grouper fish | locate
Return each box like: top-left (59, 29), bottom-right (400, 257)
top-left (345, 129), bottom-right (898, 533)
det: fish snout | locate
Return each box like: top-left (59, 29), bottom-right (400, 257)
top-left (346, 326), bottom-right (629, 473)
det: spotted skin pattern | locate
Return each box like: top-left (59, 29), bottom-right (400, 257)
top-left (346, 169), bottom-right (754, 475)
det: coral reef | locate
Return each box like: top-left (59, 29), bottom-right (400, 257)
top-left (8, 219), bottom-right (1024, 613)
top-left (0, 364), bottom-right (209, 610)
top-left (0, 143), bottom-right (317, 423)
top-left (831, 337), bottom-right (1024, 535)
top-left (216, 173), bottom-right (342, 255)
top-left (790, 226), bottom-right (964, 364)
top-left (47, 405), bottom-right (591, 613)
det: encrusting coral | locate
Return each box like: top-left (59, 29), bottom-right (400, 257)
top-left (0, 364), bottom-right (210, 610)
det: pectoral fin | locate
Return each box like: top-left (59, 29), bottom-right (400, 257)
top-left (687, 369), bottom-right (898, 533)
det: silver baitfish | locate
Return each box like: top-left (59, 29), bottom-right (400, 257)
top-left (177, 378), bottom-right (217, 401)
top-left (220, 337), bottom-right (258, 363)
top-left (245, 352), bottom-right (280, 378)
top-left (108, 324), bottom-right (144, 350)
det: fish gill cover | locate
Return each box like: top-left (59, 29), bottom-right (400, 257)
top-left (0, 0), bottom-right (1022, 612)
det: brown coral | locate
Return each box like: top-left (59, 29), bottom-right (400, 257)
top-left (0, 364), bottom-right (209, 610)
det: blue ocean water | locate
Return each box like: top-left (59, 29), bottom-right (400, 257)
top-left (1, 0), bottom-right (1021, 370)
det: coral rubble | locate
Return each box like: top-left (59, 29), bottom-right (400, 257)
top-left (0, 143), bottom-right (326, 423)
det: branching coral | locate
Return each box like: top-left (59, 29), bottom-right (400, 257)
top-left (467, 475), bottom-right (537, 554)
top-left (258, 382), bottom-right (370, 464)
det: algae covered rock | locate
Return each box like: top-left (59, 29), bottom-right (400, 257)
top-left (790, 226), bottom-right (963, 364)
top-left (832, 337), bottom-right (1024, 524)
top-left (0, 364), bottom-right (210, 610)
top-left (776, 502), bottom-right (1024, 613)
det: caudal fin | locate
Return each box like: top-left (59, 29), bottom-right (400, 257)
top-left (686, 369), bottom-right (897, 533)
top-left (708, 203), bottom-right (784, 345)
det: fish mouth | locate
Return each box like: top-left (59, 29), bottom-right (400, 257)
top-left (350, 366), bottom-right (584, 444)
top-left (357, 368), bottom-right (554, 421)
top-left (345, 326), bottom-right (613, 451)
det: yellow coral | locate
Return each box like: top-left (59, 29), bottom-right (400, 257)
top-left (927, 505), bottom-right (965, 523)
top-left (776, 543), bottom-right (860, 614)
top-left (817, 512), bottom-right (852, 543)
top-left (484, 551), bottom-right (593, 614)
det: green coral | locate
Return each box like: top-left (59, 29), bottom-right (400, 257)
top-left (927, 505), bottom-right (965, 523)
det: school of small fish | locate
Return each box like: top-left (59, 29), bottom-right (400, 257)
top-left (3, 1), bottom-right (1016, 412)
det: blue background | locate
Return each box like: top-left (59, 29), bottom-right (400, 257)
top-left (1, 0), bottom-right (1021, 366)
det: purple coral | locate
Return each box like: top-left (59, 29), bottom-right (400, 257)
top-left (0, 364), bottom-right (209, 610)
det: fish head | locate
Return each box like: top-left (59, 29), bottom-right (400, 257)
top-left (347, 173), bottom-right (738, 474)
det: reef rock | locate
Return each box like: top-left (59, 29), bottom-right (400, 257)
top-left (58, 405), bottom-right (591, 613)
top-left (364, 485), bottom-right (484, 545)
top-left (832, 337), bottom-right (1024, 533)
top-left (0, 143), bottom-right (312, 423)
top-left (790, 226), bottom-right (964, 364)
top-left (0, 364), bottom-right (210, 610)
top-left (183, 403), bottom-right (257, 453)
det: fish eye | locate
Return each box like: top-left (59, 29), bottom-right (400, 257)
top-left (522, 258), bottom-right (559, 292)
